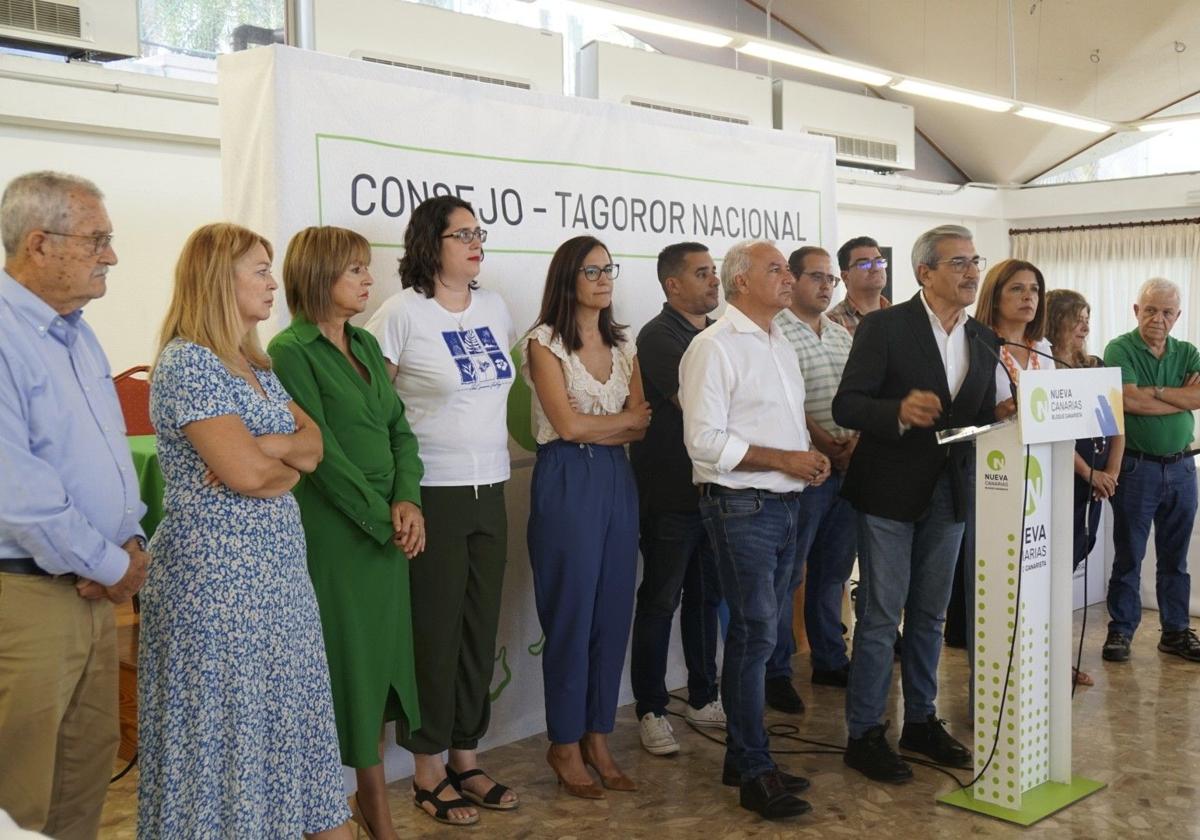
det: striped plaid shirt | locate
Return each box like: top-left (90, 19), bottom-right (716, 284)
top-left (775, 308), bottom-right (854, 439)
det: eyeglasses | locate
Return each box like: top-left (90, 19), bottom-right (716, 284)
top-left (441, 228), bottom-right (488, 244)
top-left (42, 230), bottom-right (114, 255)
top-left (932, 256), bottom-right (987, 274)
top-left (579, 264), bottom-right (620, 281)
top-left (799, 271), bottom-right (840, 287)
top-left (851, 257), bottom-right (888, 271)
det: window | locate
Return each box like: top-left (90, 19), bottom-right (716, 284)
top-left (138, 0), bottom-right (285, 60)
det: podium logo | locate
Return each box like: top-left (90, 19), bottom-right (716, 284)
top-left (986, 450), bottom-right (1006, 471)
top-left (1024, 454), bottom-right (1044, 515)
top-left (1030, 387), bottom-right (1049, 423)
top-left (983, 450), bottom-right (1008, 491)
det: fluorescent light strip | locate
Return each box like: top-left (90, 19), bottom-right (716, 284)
top-left (567, 1), bottom-right (733, 48)
top-left (891, 79), bottom-right (1011, 113)
top-left (1015, 106), bottom-right (1111, 133)
top-left (736, 40), bottom-right (893, 86)
top-left (1136, 116), bottom-right (1200, 132)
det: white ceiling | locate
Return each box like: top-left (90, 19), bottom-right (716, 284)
top-left (759, 0), bottom-right (1200, 183)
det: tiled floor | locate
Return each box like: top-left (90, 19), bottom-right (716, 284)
top-left (99, 605), bottom-right (1200, 838)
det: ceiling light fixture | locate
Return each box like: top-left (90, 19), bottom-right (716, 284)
top-left (566, 1), bottom-right (733, 48)
top-left (735, 40), bottom-right (894, 86)
top-left (890, 79), bottom-right (1013, 112)
top-left (1015, 106), bottom-right (1111, 133)
top-left (1136, 115), bottom-right (1200, 132)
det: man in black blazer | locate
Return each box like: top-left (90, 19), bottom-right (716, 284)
top-left (832, 224), bottom-right (997, 783)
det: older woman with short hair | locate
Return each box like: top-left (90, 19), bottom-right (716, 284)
top-left (268, 226), bottom-right (426, 839)
top-left (139, 223), bottom-right (351, 839)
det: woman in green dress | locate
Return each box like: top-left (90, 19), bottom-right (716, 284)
top-left (268, 226), bottom-right (435, 839)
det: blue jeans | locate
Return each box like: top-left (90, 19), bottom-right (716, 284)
top-left (1107, 454), bottom-right (1197, 637)
top-left (699, 489), bottom-right (800, 780)
top-left (630, 509), bottom-right (722, 718)
top-left (767, 473), bottom-right (856, 677)
top-left (846, 473), bottom-right (964, 739)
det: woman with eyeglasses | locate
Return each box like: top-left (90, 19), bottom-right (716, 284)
top-left (365, 195), bottom-right (517, 827)
top-left (973, 259), bottom-right (1054, 421)
top-left (522, 235), bottom-right (651, 799)
top-left (1045, 288), bottom-right (1124, 687)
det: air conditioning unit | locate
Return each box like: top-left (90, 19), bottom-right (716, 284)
top-left (577, 40), bottom-right (772, 128)
top-left (774, 79), bottom-right (915, 171)
top-left (0, 0), bottom-right (138, 61)
top-left (312, 0), bottom-right (563, 93)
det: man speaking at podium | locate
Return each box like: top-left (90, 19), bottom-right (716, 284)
top-left (832, 224), bottom-right (996, 783)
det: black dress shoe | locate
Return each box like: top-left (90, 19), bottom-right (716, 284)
top-left (898, 715), bottom-right (971, 767)
top-left (764, 676), bottom-right (805, 713)
top-left (738, 771), bottom-right (813, 820)
top-left (723, 766), bottom-right (810, 793)
top-left (844, 722), bottom-right (913, 784)
top-left (811, 665), bottom-right (850, 687)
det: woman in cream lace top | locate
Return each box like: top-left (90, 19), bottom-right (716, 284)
top-left (521, 235), bottom-right (651, 800)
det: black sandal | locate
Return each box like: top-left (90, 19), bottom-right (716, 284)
top-left (446, 765), bottom-right (520, 810)
top-left (412, 777), bottom-right (479, 826)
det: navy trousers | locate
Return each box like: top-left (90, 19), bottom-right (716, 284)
top-left (528, 440), bottom-right (639, 743)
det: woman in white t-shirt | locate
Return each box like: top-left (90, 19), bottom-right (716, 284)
top-left (522, 236), bottom-right (651, 800)
top-left (366, 196), bottom-right (517, 827)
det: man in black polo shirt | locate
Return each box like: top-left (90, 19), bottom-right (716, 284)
top-left (630, 242), bottom-right (725, 756)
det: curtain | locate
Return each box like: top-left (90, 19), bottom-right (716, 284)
top-left (1010, 222), bottom-right (1200, 357)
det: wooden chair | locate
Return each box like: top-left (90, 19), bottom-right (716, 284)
top-left (114, 365), bottom-right (154, 435)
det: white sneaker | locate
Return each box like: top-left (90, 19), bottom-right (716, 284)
top-left (638, 712), bottom-right (679, 755)
top-left (685, 699), bottom-right (727, 729)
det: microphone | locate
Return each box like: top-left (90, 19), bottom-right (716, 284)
top-left (971, 329), bottom-right (1017, 405)
top-left (999, 340), bottom-right (1075, 369)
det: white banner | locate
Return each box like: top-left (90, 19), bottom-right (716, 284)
top-left (1017, 367), bottom-right (1123, 445)
top-left (217, 45), bottom-right (838, 781)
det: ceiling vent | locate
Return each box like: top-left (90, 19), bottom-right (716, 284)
top-left (627, 98), bottom-right (750, 126)
top-left (775, 79), bottom-right (915, 171)
top-left (358, 53), bottom-right (532, 91)
top-left (0, 0), bottom-right (137, 60)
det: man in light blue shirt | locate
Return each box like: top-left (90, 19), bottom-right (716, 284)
top-left (0, 171), bottom-right (148, 838)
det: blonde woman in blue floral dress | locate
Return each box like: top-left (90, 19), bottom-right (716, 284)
top-left (137, 223), bottom-right (353, 839)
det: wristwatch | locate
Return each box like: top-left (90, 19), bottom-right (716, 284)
top-left (1154, 385), bottom-right (1165, 400)
top-left (132, 535), bottom-right (147, 551)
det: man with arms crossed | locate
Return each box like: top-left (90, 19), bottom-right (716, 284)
top-left (770, 246), bottom-right (857, 696)
top-left (832, 224), bottom-right (995, 783)
top-left (828, 235), bottom-right (890, 335)
top-left (680, 239), bottom-right (829, 819)
top-left (630, 242), bottom-right (725, 757)
top-left (0, 171), bottom-right (149, 838)
top-left (1101, 277), bottom-right (1200, 663)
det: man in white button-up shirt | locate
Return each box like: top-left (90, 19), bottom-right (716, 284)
top-left (679, 240), bottom-right (829, 821)
top-left (833, 224), bottom-right (996, 785)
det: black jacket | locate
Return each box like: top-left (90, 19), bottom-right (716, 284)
top-left (832, 292), bottom-right (997, 522)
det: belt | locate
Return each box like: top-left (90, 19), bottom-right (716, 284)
top-left (1126, 449), bottom-right (1190, 465)
top-left (0, 557), bottom-right (49, 576)
top-left (700, 484), bottom-right (801, 501)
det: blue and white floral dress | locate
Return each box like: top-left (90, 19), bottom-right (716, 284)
top-left (137, 339), bottom-right (349, 838)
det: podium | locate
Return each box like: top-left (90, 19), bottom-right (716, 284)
top-left (938, 366), bottom-right (1123, 825)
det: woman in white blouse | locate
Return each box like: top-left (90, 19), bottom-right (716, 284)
top-left (974, 258), bottom-right (1055, 419)
top-left (522, 235), bottom-right (651, 800)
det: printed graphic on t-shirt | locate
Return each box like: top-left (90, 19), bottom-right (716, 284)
top-left (442, 327), bottom-right (513, 388)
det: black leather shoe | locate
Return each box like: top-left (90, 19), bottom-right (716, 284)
top-left (899, 715), bottom-right (971, 767)
top-left (722, 766), bottom-right (810, 793)
top-left (764, 677), bottom-right (805, 713)
top-left (1103, 629), bottom-right (1132, 662)
top-left (844, 723), bottom-right (913, 784)
top-left (811, 665), bottom-right (850, 687)
top-left (738, 771), bottom-right (813, 820)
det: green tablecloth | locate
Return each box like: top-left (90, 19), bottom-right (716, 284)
top-left (128, 434), bottom-right (163, 539)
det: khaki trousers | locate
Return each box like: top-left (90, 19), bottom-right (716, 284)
top-left (0, 573), bottom-right (119, 840)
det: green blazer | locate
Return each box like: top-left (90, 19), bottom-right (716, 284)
top-left (268, 315), bottom-right (423, 767)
